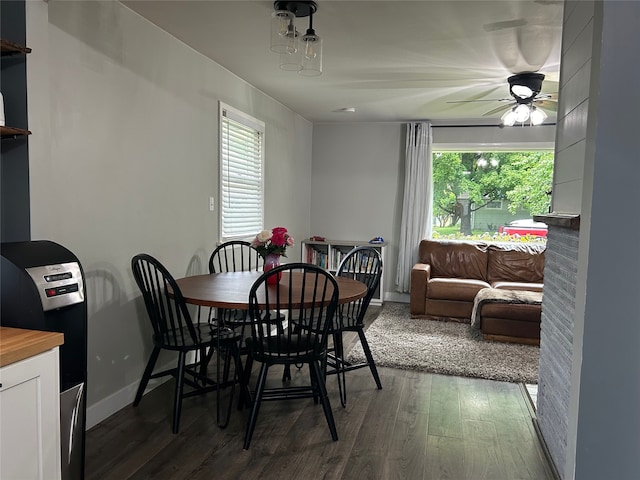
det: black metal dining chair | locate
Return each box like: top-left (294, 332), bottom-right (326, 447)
top-left (207, 241), bottom-right (263, 387)
top-left (241, 263), bottom-right (340, 449)
top-left (327, 246), bottom-right (383, 407)
top-left (208, 240), bottom-right (263, 329)
top-left (209, 240), bottom-right (263, 275)
top-left (131, 253), bottom-right (242, 432)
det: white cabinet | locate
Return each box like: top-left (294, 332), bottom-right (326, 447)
top-left (301, 239), bottom-right (387, 305)
top-left (0, 347), bottom-right (61, 480)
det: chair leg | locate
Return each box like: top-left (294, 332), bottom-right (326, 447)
top-left (232, 341), bottom-right (243, 383)
top-left (310, 360), bottom-right (338, 441)
top-left (282, 364), bottom-right (291, 383)
top-left (358, 329), bottom-right (382, 390)
top-left (217, 341), bottom-right (240, 429)
top-left (133, 346), bottom-right (161, 407)
top-left (243, 363), bottom-right (269, 450)
top-left (309, 364), bottom-right (319, 404)
top-left (334, 332), bottom-right (347, 407)
top-left (172, 351), bottom-right (187, 434)
top-left (239, 352), bottom-right (254, 410)
top-left (198, 346), bottom-right (209, 378)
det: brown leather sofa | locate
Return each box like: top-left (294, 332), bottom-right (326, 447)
top-left (410, 239), bottom-right (545, 322)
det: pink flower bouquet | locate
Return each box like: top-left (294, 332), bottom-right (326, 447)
top-left (251, 227), bottom-right (295, 258)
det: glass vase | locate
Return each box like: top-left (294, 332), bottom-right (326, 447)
top-left (263, 253), bottom-right (282, 284)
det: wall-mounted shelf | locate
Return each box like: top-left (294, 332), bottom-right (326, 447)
top-left (0, 39), bottom-right (31, 56)
top-left (1, 6), bottom-right (32, 242)
top-left (1, 39), bottom-right (32, 139)
top-left (1, 125), bottom-right (31, 139)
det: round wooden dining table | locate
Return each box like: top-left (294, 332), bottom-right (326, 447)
top-left (174, 270), bottom-right (368, 309)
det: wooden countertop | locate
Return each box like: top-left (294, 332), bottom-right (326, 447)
top-left (0, 327), bottom-right (64, 368)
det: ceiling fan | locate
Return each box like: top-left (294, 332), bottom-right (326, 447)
top-left (447, 72), bottom-right (557, 126)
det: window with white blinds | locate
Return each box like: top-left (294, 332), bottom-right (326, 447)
top-left (219, 103), bottom-right (265, 240)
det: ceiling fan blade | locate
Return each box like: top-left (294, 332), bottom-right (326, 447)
top-left (483, 103), bottom-right (514, 116)
top-left (483, 18), bottom-right (527, 32)
top-left (535, 100), bottom-right (558, 112)
top-left (535, 92), bottom-right (557, 101)
top-left (446, 98), bottom-right (511, 104)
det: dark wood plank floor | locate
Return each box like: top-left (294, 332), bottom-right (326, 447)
top-left (85, 306), bottom-right (556, 480)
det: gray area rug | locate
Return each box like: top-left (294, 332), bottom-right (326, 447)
top-left (347, 302), bottom-right (539, 384)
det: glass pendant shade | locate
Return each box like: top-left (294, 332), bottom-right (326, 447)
top-left (271, 10), bottom-right (295, 53)
top-left (280, 47), bottom-right (303, 71)
top-left (298, 32), bottom-right (322, 76)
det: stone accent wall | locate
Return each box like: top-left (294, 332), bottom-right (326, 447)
top-left (537, 225), bottom-right (579, 474)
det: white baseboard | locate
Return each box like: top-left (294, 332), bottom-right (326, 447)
top-left (86, 360), bottom-right (174, 430)
top-left (85, 292), bottom-right (409, 430)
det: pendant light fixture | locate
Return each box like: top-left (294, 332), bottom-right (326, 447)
top-left (270, 1), bottom-right (322, 76)
top-left (299, 9), bottom-right (322, 76)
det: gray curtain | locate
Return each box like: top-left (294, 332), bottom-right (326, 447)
top-left (395, 122), bottom-right (433, 293)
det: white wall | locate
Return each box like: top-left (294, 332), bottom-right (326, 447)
top-left (536, 1), bottom-right (640, 478)
top-left (537, 2), bottom-right (595, 473)
top-left (311, 123), bottom-right (555, 301)
top-left (569, 1), bottom-right (640, 478)
top-left (551, 0), bottom-right (594, 215)
top-left (432, 124), bottom-right (555, 151)
top-left (311, 123), bottom-right (405, 300)
top-left (26, 0), bottom-right (312, 427)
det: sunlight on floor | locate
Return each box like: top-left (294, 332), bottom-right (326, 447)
top-left (526, 383), bottom-right (538, 409)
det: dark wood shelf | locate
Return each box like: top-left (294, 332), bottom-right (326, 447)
top-left (0, 125), bottom-right (31, 139)
top-left (0, 39), bottom-right (31, 56)
top-left (534, 213), bottom-right (580, 230)
top-left (1, 39), bottom-right (32, 139)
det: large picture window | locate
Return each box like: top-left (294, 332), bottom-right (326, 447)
top-left (219, 103), bottom-right (265, 240)
top-left (431, 150), bottom-right (553, 243)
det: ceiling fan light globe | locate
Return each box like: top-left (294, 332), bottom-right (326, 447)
top-left (530, 107), bottom-right (548, 125)
top-left (501, 109), bottom-right (517, 126)
top-left (507, 73), bottom-right (545, 102)
top-left (514, 104), bottom-right (531, 123)
top-left (511, 84), bottom-right (534, 99)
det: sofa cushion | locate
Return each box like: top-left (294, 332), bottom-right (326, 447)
top-left (427, 277), bottom-right (490, 302)
top-left (481, 317), bottom-right (541, 342)
top-left (424, 299), bottom-right (475, 319)
top-left (480, 303), bottom-right (542, 322)
top-left (419, 239), bottom-right (489, 281)
top-left (487, 243), bottom-right (545, 283)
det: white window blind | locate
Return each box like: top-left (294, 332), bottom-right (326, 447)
top-left (219, 103), bottom-right (265, 240)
